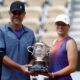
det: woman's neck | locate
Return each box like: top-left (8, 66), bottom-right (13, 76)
top-left (57, 35), bottom-right (68, 41)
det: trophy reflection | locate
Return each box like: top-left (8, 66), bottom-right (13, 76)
top-left (27, 42), bottom-right (49, 73)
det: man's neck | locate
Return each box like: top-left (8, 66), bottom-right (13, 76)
top-left (11, 24), bottom-right (22, 30)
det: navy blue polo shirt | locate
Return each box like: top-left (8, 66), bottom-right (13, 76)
top-left (0, 23), bottom-right (36, 80)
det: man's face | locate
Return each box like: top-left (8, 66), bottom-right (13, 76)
top-left (9, 11), bottom-right (26, 26)
top-left (55, 21), bottom-right (70, 36)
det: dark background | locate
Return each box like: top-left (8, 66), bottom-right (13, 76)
top-left (77, 51), bottom-right (80, 71)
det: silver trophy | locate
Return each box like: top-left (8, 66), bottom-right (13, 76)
top-left (27, 42), bottom-right (49, 73)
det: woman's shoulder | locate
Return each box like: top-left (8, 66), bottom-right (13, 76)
top-left (52, 39), bottom-right (58, 46)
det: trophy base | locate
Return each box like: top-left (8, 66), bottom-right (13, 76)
top-left (28, 61), bottom-right (48, 73)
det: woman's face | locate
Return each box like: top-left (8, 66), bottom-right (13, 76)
top-left (55, 21), bottom-right (70, 36)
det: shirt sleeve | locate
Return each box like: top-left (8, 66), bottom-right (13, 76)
top-left (0, 30), bottom-right (6, 62)
top-left (32, 33), bottom-right (36, 44)
top-left (28, 33), bottom-right (36, 62)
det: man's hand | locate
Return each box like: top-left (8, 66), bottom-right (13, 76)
top-left (20, 64), bottom-right (38, 76)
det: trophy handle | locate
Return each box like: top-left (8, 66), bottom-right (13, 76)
top-left (27, 46), bottom-right (34, 55)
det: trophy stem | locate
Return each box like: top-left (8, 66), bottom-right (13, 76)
top-left (36, 57), bottom-right (43, 61)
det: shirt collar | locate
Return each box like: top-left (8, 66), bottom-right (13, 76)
top-left (7, 22), bottom-right (28, 33)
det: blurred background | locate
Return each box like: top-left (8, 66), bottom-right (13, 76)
top-left (0, 0), bottom-right (80, 80)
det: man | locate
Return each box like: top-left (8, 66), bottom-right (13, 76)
top-left (0, 1), bottom-right (36, 80)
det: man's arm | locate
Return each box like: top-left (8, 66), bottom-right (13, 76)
top-left (3, 56), bottom-right (23, 70)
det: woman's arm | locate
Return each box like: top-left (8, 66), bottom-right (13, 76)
top-left (51, 39), bottom-right (78, 78)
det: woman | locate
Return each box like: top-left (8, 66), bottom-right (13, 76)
top-left (42, 14), bottom-right (78, 80)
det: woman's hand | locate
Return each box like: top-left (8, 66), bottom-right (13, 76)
top-left (39, 72), bottom-right (54, 78)
top-left (50, 72), bottom-right (55, 78)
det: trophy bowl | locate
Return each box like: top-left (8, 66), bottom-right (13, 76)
top-left (27, 42), bottom-right (49, 73)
